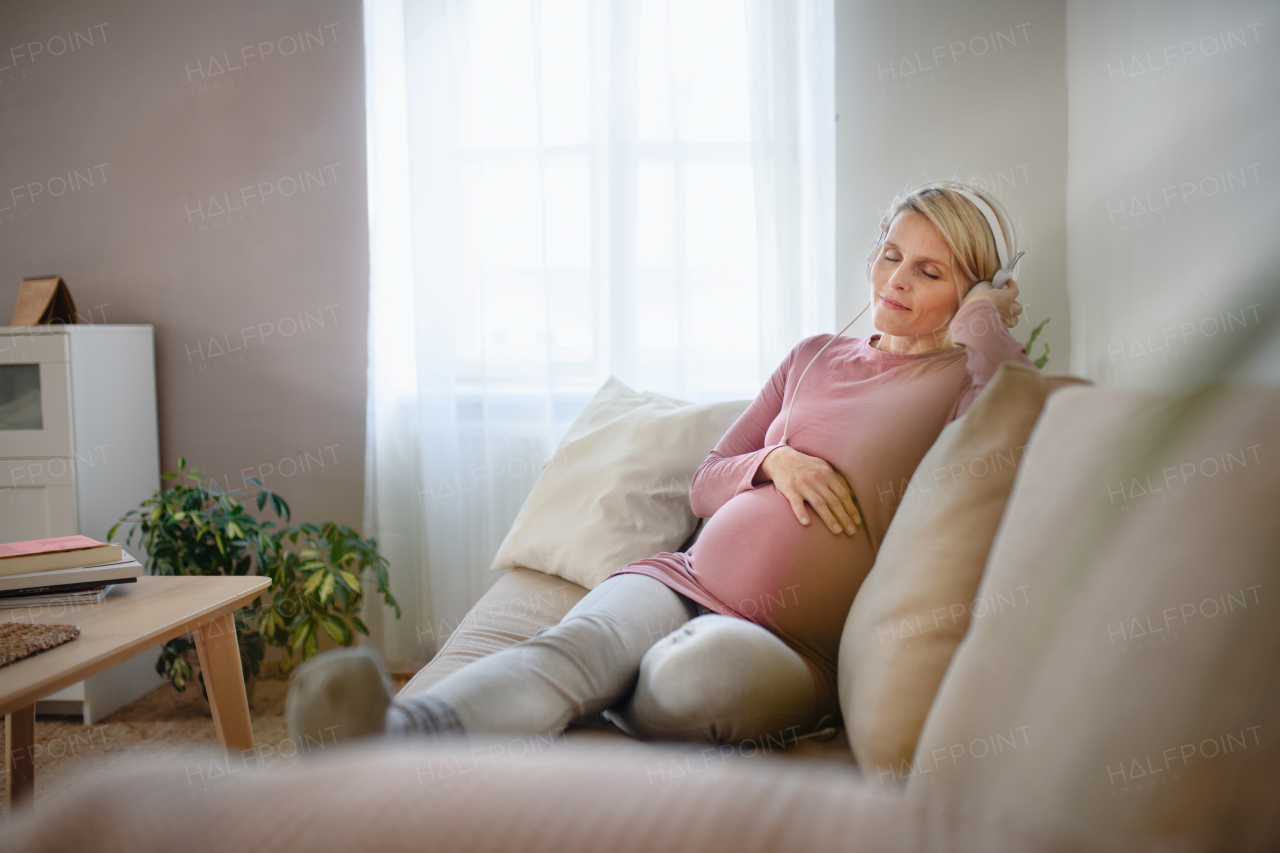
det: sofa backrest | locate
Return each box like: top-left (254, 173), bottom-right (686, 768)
top-left (839, 364), bottom-right (1089, 780)
top-left (910, 383), bottom-right (1280, 847)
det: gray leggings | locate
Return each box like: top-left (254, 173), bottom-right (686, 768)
top-left (391, 573), bottom-right (827, 746)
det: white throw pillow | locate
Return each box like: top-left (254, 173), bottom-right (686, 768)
top-left (489, 376), bottom-right (750, 589)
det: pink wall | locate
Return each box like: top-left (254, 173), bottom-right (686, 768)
top-left (0, 0), bottom-right (369, 531)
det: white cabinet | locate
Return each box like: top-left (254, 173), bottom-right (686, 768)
top-left (0, 325), bottom-right (166, 722)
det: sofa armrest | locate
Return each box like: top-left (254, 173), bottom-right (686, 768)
top-left (399, 567), bottom-right (589, 698)
top-left (0, 737), bottom-right (1168, 853)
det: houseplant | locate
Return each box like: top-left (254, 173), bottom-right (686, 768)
top-left (1024, 317), bottom-right (1051, 368)
top-left (110, 459), bottom-right (400, 697)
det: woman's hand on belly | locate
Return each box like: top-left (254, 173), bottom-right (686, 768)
top-left (759, 445), bottom-right (863, 536)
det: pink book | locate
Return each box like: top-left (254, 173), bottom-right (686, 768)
top-left (0, 535), bottom-right (107, 558)
top-left (0, 536), bottom-right (123, 578)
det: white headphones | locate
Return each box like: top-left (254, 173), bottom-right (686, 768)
top-left (949, 186), bottom-right (1023, 295)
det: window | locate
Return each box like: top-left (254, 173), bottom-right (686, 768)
top-left (449, 0), bottom-right (759, 408)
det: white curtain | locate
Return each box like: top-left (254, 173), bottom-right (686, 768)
top-left (363, 0), bottom-right (835, 662)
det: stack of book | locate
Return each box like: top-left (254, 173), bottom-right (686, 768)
top-left (0, 536), bottom-right (143, 609)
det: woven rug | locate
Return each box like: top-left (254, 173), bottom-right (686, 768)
top-left (0, 624), bottom-right (80, 667)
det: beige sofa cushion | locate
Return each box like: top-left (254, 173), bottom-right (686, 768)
top-left (840, 364), bottom-right (1089, 778)
top-left (909, 384), bottom-right (1280, 847)
top-left (489, 376), bottom-right (749, 589)
top-left (400, 564), bottom-right (859, 759)
top-left (398, 567), bottom-right (589, 697)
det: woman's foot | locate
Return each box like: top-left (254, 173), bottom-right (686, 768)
top-left (286, 646), bottom-right (394, 747)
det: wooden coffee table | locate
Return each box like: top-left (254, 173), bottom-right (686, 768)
top-left (0, 575), bottom-right (271, 809)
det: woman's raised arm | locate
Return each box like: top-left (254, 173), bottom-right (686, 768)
top-left (688, 339), bottom-right (811, 518)
top-left (949, 296), bottom-right (1038, 418)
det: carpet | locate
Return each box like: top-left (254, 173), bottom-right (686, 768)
top-left (0, 624), bottom-right (81, 668)
top-left (0, 670), bottom-right (297, 822)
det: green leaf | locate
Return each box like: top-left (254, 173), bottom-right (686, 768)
top-left (320, 614), bottom-right (351, 645)
top-left (271, 494), bottom-right (291, 523)
top-left (291, 618), bottom-right (315, 652)
top-left (303, 571), bottom-right (326, 596)
top-left (319, 573), bottom-right (336, 604)
top-left (1025, 316), bottom-right (1050, 349)
top-left (1022, 317), bottom-right (1051, 370)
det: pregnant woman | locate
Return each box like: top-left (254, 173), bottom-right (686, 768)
top-left (287, 180), bottom-right (1037, 748)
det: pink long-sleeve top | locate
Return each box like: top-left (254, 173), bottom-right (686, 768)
top-left (607, 299), bottom-right (1036, 721)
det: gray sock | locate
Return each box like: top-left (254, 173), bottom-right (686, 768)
top-left (386, 692), bottom-right (468, 737)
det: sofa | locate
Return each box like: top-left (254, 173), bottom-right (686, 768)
top-left (5, 367), bottom-right (1277, 853)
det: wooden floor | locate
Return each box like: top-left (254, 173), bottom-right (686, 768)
top-left (385, 659), bottom-right (424, 693)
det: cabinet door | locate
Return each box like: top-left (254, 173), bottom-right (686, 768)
top-left (0, 456), bottom-right (77, 540)
top-left (0, 362), bottom-right (73, 457)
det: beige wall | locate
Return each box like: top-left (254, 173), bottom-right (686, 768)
top-left (0, 0), bottom-right (369, 531)
top-left (834, 0), bottom-right (1070, 371)
top-left (1065, 0), bottom-right (1280, 389)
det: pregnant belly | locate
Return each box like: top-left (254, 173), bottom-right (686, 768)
top-left (687, 483), bottom-right (878, 670)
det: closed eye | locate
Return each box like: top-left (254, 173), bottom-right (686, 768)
top-left (885, 253), bottom-right (941, 280)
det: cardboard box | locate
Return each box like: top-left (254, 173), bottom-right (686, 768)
top-left (9, 276), bottom-right (78, 326)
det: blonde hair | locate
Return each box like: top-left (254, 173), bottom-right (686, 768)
top-left (874, 180), bottom-right (1018, 302)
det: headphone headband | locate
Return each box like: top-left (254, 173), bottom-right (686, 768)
top-left (948, 186), bottom-right (1009, 271)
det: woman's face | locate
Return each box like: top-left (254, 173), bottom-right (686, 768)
top-left (868, 211), bottom-right (966, 341)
